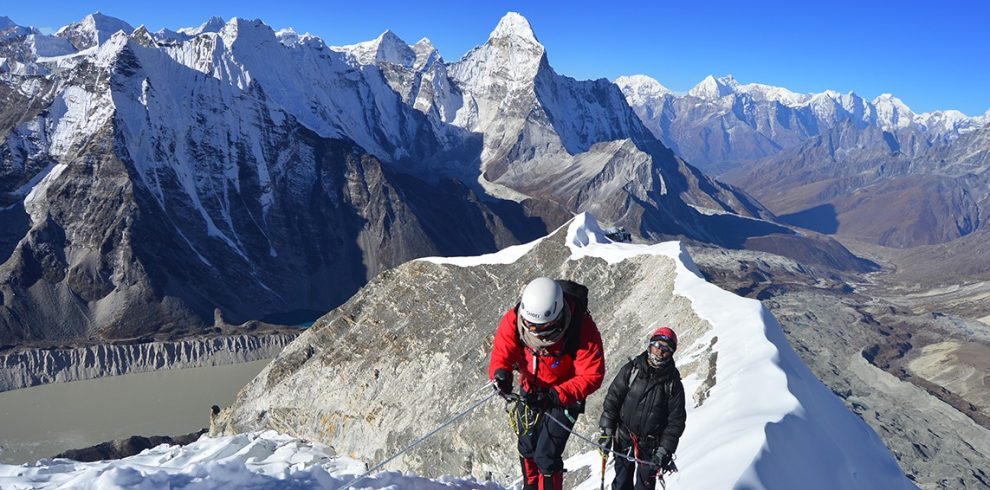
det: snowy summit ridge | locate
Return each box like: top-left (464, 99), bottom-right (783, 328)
top-left (488, 11), bottom-right (539, 43)
top-left (205, 212), bottom-right (913, 489)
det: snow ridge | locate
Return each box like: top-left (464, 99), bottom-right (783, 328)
top-left (561, 213), bottom-right (912, 489)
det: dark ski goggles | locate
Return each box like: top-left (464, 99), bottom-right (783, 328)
top-left (522, 317), bottom-right (561, 337)
top-left (649, 338), bottom-right (673, 353)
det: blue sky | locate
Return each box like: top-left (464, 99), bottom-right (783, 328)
top-left (4, 0), bottom-right (988, 115)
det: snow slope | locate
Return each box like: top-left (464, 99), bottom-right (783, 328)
top-left (0, 219), bottom-right (911, 488)
top-left (0, 430), bottom-right (498, 489)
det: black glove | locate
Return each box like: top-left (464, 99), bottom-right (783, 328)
top-left (597, 427), bottom-right (614, 456)
top-left (493, 369), bottom-right (513, 397)
top-left (524, 388), bottom-right (560, 411)
top-left (653, 447), bottom-right (672, 471)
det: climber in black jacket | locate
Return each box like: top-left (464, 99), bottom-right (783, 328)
top-left (598, 327), bottom-right (686, 490)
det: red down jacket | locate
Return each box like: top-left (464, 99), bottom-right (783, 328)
top-left (488, 300), bottom-right (605, 406)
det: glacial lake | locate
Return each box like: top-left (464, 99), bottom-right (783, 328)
top-left (0, 359), bottom-right (270, 465)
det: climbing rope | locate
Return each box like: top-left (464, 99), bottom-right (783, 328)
top-left (336, 382), bottom-right (498, 490)
top-left (541, 411), bottom-right (678, 472)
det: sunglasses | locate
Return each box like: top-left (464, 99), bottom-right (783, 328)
top-left (522, 317), bottom-right (560, 337)
top-left (649, 339), bottom-right (673, 353)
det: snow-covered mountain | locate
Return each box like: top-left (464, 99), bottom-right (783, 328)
top-left (209, 213), bottom-right (912, 489)
top-left (616, 74), bottom-right (988, 173)
top-left (331, 14), bottom-right (877, 262)
top-left (0, 14), bottom-right (537, 344)
top-left (617, 73), bottom-right (990, 248)
top-left (54, 12), bottom-right (134, 51)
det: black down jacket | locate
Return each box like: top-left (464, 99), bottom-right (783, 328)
top-left (598, 352), bottom-right (687, 454)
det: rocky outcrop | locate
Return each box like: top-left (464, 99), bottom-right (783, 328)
top-left (53, 429), bottom-right (208, 462)
top-left (0, 333), bottom-right (297, 392)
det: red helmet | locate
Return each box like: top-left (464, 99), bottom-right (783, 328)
top-left (650, 327), bottom-right (677, 352)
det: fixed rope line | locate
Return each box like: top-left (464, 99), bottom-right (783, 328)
top-left (541, 411), bottom-right (660, 467)
top-left (336, 385), bottom-right (498, 490)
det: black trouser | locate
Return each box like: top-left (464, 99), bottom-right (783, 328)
top-left (611, 433), bottom-right (660, 490)
top-left (515, 402), bottom-right (577, 474)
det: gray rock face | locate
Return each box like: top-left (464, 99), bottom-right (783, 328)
top-left (215, 223), bottom-right (714, 481)
top-left (0, 333), bottom-right (296, 392)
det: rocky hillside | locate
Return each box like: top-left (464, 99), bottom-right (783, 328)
top-left (723, 124), bottom-right (990, 248)
top-left (214, 214), bottom-right (910, 488)
top-left (690, 244), bottom-right (990, 489)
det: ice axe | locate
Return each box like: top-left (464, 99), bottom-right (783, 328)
top-left (599, 452), bottom-right (607, 490)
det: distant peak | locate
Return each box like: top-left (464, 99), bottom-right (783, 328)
top-left (80, 11), bottom-right (134, 34)
top-left (81, 12), bottom-right (133, 32)
top-left (178, 16), bottom-right (227, 36)
top-left (688, 74), bottom-right (737, 99)
top-left (0, 16), bottom-right (19, 29)
top-left (489, 12), bottom-right (539, 43)
top-left (376, 29), bottom-right (408, 47)
top-left (54, 12), bottom-right (133, 49)
top-left (615, 75), bottom-right (672, 97)
top-left (872, 93), bottom-right (912, 112)
top-left (413, 37), bottom-right (434, 50)
top-left (333, 29), bottom-right (415, 67)
top-left (200, 16), bottom-right (226, 32)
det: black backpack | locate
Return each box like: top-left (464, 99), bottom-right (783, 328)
top-left (556, 280), bottom-right (589, 357)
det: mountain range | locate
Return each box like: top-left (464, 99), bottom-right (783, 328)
top-left (2, 11), bottom-right (989, 488)
top-left (0, 12), bottom-right (865, 345)
top-left (617, 73), bottom-right (988, 173)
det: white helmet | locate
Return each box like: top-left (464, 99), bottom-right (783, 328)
top-left (519, 277), bottom-right (564, 326)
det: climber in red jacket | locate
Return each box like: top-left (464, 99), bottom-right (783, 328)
top-left (489, 277), bottom-right (605, 490)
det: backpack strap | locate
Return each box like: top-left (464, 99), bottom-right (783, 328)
top-left (627, 357), bottom-right (640, 386)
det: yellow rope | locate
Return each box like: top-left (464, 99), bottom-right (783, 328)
top-left (507, 400), bottom-right (541, 438)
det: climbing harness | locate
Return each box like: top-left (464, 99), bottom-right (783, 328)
top-left (336, 381), bottom-right (498, 490)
